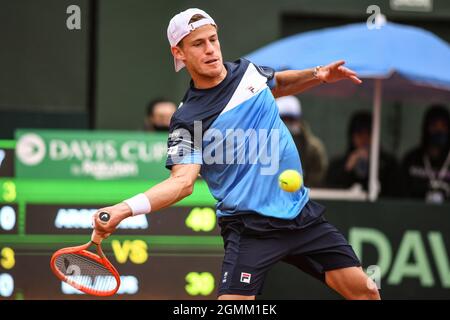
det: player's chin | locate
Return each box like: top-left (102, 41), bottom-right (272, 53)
top-left (201, 65), bottom-right (222, 77)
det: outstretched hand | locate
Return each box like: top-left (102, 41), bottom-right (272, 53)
top-left (316, 60), bottom-right (362, 85)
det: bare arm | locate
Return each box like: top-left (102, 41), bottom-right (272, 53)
top-left (92, 164), bottom-right (201, 238)
top-left (271, 60), bottom-right (362, 98)
top-left (271, 68), bottom-right (320, 98)
top-left (145, 163), bottom-right (201, 211)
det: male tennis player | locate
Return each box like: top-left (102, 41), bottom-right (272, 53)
top-left (93, 8), bottom-right (380, 300)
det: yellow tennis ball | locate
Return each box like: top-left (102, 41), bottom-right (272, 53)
top-left (278, 170), bottom-right (303, 192)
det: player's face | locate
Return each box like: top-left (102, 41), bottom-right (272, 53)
top-left (174, 25), bottom-right (223, 78)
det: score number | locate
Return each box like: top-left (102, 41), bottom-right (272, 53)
top-left (0, 206), bottom-right (16, 231)
top-left (0, 247), bottom-right (15, 298)
top-left (185, 208), bottom-right (216, 232)
top-left (185, 272), bottom-right (215, 296)
top-left (0, 273), bottom-right (14, 297)
top-left (1, 248), bottom-right (15, 269)
top-left (1, 180), bottom-right (17, 203)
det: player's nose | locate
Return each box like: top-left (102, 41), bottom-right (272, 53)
top-left (204, 40), bottom-right (215, 54)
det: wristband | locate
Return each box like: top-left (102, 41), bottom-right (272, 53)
top-left (123, 193), bottom-right (151, 216)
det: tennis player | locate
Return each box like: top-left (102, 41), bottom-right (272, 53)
top-left (93, 8), bottom-right (380, 300)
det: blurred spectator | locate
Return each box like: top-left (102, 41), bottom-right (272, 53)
top-left (144, 98), bottom-right (177, 132)
top-left (276, 96), bottom-right (328, 187)
top-left (401, 104), bottom-right (450, 203)
top-left (326, 111), bottom-right (399, 197)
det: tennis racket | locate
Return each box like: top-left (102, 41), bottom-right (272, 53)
top-left (50, 211), bottom-right (121, 296)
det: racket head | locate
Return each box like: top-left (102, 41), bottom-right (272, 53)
top-left (50, 242), bottom-right (121, 297)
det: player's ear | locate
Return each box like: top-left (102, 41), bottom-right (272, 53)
top-left (171, 45), bottom-right (185, 61)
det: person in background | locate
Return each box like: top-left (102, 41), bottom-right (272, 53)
top-left (401, 104), bottom-right (450, 203)
top-left (326, 111), bottom-right (399, 197)
top-left (276, 96), bottom-right (328, 187)
top-left (144, 98), bottom-right (177, 132)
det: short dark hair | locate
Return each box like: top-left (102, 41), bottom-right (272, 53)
top-left (146, 98), bottom-right (174, 116)
top-left (189, 14), bottom-right (206, 24)
top-left (178, 14), bottom-right (217, 48)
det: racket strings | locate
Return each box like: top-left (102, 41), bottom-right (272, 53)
top-left (55, 253), bottom-right (118, 294)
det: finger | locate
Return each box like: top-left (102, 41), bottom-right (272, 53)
top-left (93, 217), bottom-right (108, 233)
top-left (338, 66), bottom-right (357, 76)
top-left (92, 210), bottom-right (102, 227)
top-left (94, 216), bottom-right (116, 235)
top-left (329, 60), bottom-right (345, 69)
top-left (349, 75), bottom-right (362, 84)
top-left (95, 228), bottom-right (110, 238)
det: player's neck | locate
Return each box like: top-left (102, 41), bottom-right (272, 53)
top-left (191, 66), bottom-right (227, 89)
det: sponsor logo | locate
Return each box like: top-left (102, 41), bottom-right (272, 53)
top-left (350, 227), bottom-right (450, 288)
top-left (16, 134), bottom-right (46, 166)
top-left (16, 131), bottom-right (167, 180)
top-left (240, 272), bottom-right (251, 284)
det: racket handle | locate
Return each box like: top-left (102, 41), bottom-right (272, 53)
top-left (91, 211), bottom-right (111, 244)
top-left (91, 231), bottom-right (104, 244)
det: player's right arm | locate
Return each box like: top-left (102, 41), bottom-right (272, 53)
top-left (92, 163), bottom-right (201, 239)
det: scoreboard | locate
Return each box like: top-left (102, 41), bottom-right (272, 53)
top-left (0, 176), bottom-right (224, 300)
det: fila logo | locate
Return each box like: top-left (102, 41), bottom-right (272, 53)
top-left (222, 271), bottom-right (228, 283)
top-left (240, 272), bottom-right (251, 284)
top-left (247, 86), bottom-right (256, 93)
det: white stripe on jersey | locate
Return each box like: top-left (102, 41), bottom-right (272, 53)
top-left (220, 63), bottom-right (268, 115)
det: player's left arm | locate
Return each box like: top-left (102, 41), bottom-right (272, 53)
top-left (271, 60), bottom-right (362, 98)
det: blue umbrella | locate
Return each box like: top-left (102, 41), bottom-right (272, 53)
top-left (247, 22), bottom-right (450, 89)
top-left (246, 22), bottom-right (450, 201)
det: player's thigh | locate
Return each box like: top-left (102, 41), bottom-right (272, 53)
top-left (218, 229), bottom-right (288, 297)
top-left (283, 219), bottom-right (364, 287)
top-left (325, 266), bottom-right (380, 300)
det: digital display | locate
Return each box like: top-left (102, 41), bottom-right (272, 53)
top-left (25, 204), bottom-right (220, 236)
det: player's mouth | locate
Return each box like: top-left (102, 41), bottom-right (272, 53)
top-left (204, 58), bottom-right (219, 66)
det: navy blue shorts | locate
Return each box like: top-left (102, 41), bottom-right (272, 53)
top-left (217, 200), bottom-right (361, 296)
